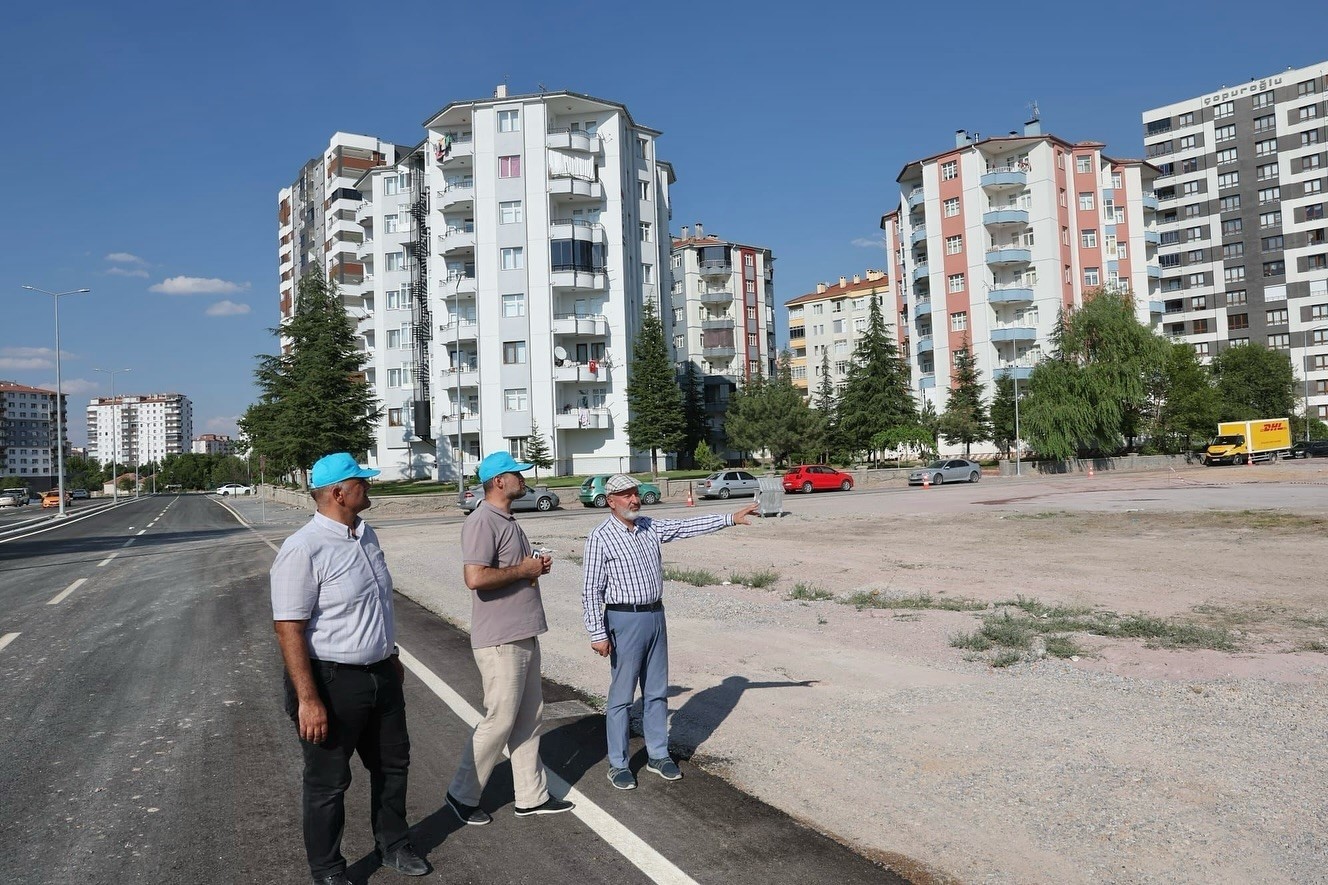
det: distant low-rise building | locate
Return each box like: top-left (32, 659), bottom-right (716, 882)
top-left (786, 270), bottom-right (891, 402)
top-left (192, 434), bottom-right (236, 456)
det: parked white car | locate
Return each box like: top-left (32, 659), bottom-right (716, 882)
top-left (0, 490), bottom-right (22, 508)
top-left (215, 483), bottom-right (254, 496)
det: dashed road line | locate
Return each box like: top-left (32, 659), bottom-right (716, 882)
top-left (0, 632), bottom-right (19, 652)
top-left (136, 529), bottom-right (147, 536)
top-left (121, 538), bottom-right (135, 548)
top-left (397, 645), bottom-right (699, 885)
top-left (47, 578), bottom-right (88, 606)
top-left (97, 552), bottom-right (120, 567)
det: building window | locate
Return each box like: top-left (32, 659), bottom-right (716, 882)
top-left (639, 181), bottom-right (651, 201)
top-left (1224, 267), bottom-right (1245, 283)
top-left (1219, 195), bottom-right (1241, 212)
top-left (1309, 204), bottom-right (1327, 221)
top-left (1266, 308), bottom-right (1288, 325)
top-left (950, 311), bottom-right (967, 332)
top-left (1299, 79), bottom-right (1320, 96)
top-left (1260, 210), bottom-right (1282, 228)
top-left (1268, 333), bottom-right (1290, 349)
top-left (1253, 114), bottom-right (1276, 132)
top-left (385, 251), bottom-right (406, 271)
top-left (1262, 235), bottom-right (1284, 251)
top-left (502, 341), bottom-right (527, 365)
top-left (1214, 101), bottom-right (1235, 118)
top-left (1076, 156), bottom-right (1092, 173)
top-left (1216, 148), bottom-right (1239, 165)
top-left (500, 247), bottom-right (523, 270)
top-left (1305, 155), bottom-right (1325, 171)
top-left (945, 235), bottom-right (963, 254)
top-left (1299, 104), bottom-right (1320, 121)
top-left (498, 155), bottom-right (521, 178)
top-left (1080, 229), bottom-right (1097, 247)
top-left (502, 293), bottom-right (525, 317)
top-left (943, 198), bottom-right (960, 217)
top-left (387, 408), bottom-right (403, 427)
top-left (1226, 289), bottom-right (1247, 306)
top-left (947, 273), bottom-right (965, 293)
top-left (1078, 192), bottom-right (1095, 211)
top-left (1253, 91), bottom-right (1275, 109)
top-left (1255, 138), bottom-right (1278, 157)
top-left (386, 329), bottom-right (402, 349)
top-left (499, 201), bottom-right (523, 224)
top-left (1222, 242), bottom-right (1244, 259)
top-left (640, 221), bottom-right (652, 242)
top-left (642, 264), bottom-right (654, 284)
top-left (1084, 267), bottom-right (1100, 287)
top-left (1222, 218), bottom-right (1244, 235)
top-left (1193, 318), bottom-right (1209, 334)
top-left (386, 287), bottom-right (413, 310)
top-left (1182, 180), bottom-right (1202, 195)
top-left (941, 161), bottom-right (957, 180)
top-left (504, 388), bottom-right (528, 411)
top-left (1258, 187), bottom-right (1280, 204)
top-left (1263, 260), bottom-right (1285, 277)
top-left (1214, 124), bottom-right (1237, 142)
top-left (497, 109), bottom-right (520, 132)
top-left (1229, 313), bottom-right (1249, 330)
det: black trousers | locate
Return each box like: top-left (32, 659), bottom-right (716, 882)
top-left (286, 659), bottom-right (411, 878)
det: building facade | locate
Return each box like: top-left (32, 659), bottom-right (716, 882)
top-left (668, 226), bottom-right (775, 453)
top-left (87, 394), bottom-right (193, 467)
top-left (881, 121), bottom-right (1160, 418)
top-left (192, 434), bottom-right (236, 456)
top-left (1142, 61), bottom-right (1328, 423)
top-left (0, 382), bottom-right (66, 488)
top-left (786, 271), bottom-right (891, 401)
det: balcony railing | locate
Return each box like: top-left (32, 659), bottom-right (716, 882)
top-left (988, 284), bottom-right (1035, 304)
top-left (551, 313), bottom-right (608, 336)
top-left (698, 261), bottom-right (732, 277)
top-left (980, 165), bottom-right (1029, 189)
top-left (985, 246), bottom-right (1033, 265)
top-left (545, 128), bottom-right (601, 153)
top-left (555, 407), bottom-right (612, 430)
top-left (702, 345), bottom-right (737, 359)
top-left (701, 317), bottom-right (735, 330)
top-left (906, 187), bottom-right (926, 208)
top-left (698, 289), bottom-right (734, 306)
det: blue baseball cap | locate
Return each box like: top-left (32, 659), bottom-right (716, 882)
top-left (477, 451), bottom-right (534, 483)
top-left (310, 452), bottom-right (380, 489)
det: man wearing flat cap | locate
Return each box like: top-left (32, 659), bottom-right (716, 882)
top-left (445, 452), bottom-right (574, 827)
top-left (270, 453), bottom-right (429, 885)
top-left (582, 473), bottom-right (758, 791)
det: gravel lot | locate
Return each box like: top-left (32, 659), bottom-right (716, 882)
top-left (370, 461), bottom-right (1328, 884)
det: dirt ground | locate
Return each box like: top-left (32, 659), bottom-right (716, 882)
top-left (380, 461), bottom-right (1328, 884)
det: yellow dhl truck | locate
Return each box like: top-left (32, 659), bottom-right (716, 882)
top-left (1203, 419), bottom-right (1292, 465)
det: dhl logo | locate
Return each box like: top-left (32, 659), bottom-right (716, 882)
top-left (1261, 421), bottom-right (1287, 431)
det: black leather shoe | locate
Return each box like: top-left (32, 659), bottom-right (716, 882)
top-left (312, 874), bottom-right (352, 885)
top-left (379, 843), bottom-right (431, 876)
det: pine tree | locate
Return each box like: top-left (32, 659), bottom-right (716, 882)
top-left (679, 360), bottom-right (708, 468)
top-left (524, 421), bottom-right (553, 479)
top-left (989, 375), bottom-right (1018, 458)
top-left (835, 294), bottom-right (915, 459)
top-left (625, 299), bottom-right (685, 473)
top-left (239, 269), bottom-right (379, 487)
top-left (813, 351), bottom-right (839, 462)
top-left (723, 369), bottom-right (766, 462)
top-left (937, 334), bottom-right (989, 455)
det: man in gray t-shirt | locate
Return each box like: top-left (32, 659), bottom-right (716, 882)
top-left (444, 452), bottom-right (574, 826)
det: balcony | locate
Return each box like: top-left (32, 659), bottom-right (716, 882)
top-left (551, 313), bottom-right (609, 336)
top-left (906, 187), bottom-right (926, 208)
top-left (702, 344), bottom-right (737, 359)
top-left (439, 414), bottom-right (480, 435)
top-left (354, 311), bottom-right (374, 333)
top-left (910, 225), bottom-right (928, 245)
top-left (550, 268), bottom-right (607, 292)
top-left (548, 175), bottom-right (603, 200)
top-left (438, 180), bottom-right (475, 210)
top-left (545, 128), bottom-right (600, 153)
top-left (1142, 194), bottom-right (1159, 211)
top-left (352, 238), bottom-right (373, 261)
top-left (549, 218), bottom-right (606, 244)
top-left (1147, 266), bottom-right (1163, 279)
top-left (982, 208), bottom-right (1030, 226)
top-left (441, 274), bottom-right (477, 295)
top-left (355, 201), bottom-right (374, 224)
top-left (988, 285), bottom-right (1034, 304)
top-left (443, 365), bottom-right (480, 387)
top-left (980, 165), bottom-right (1028, 189)
top-left (553, 362), bottom-right (611, 383)
top-left (701, 317), bottom-right (735, 330)
top-left (698, 289), bottom-right (734, 307)
top-left (435, 134), bottom-right (473, 164)
top-left (1143, 230), bottom-right (1161, 245)
top-left (912, 263), bottom-right (930, 282)
top-left (993, 364), bottom-right (1033, 381)
top-left (437, 228), bottom-right (476, 254)
top-left (699, 260), bottom-right (732, 278)
top-left (1149, 300), bottom-right (1164, 314)
top-left (918, 372), bottom-right (936, 389)
top-left (439, 317), bottom-right (478, 341)
top-left (555, 407), bottom-right (612, 430)
top-left (913, 295), bottom-right (931, 315)
top-left (915, 335), bottom-right (934, 353)
top-left (985, 246), bottom-right (1032, 266)
top-left (990, 324), bottom-right (1037, 342)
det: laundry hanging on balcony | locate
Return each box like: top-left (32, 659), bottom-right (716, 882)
top-left (434, 134), bottom-right (454, 163)
top-left (548, 150), bottom-right (594, 181)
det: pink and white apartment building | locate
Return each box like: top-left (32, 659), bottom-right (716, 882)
top-left (882, 120), bottom-right (1161, 414)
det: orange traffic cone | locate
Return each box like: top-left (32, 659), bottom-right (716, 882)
top-left (922, 474), bottom-right (931, 490)
top-left (686, 486), bottom-right (695, 506)
top-left (1087, 464), bottom-right (1095, 477)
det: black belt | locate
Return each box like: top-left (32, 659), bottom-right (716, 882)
top-left (311, 657), bottom-right (393, 672)
top-left (605, 601), bottom-right (663, 613)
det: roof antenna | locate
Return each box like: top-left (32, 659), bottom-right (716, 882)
top-left (1027, 100), bottom-right (1041, 120)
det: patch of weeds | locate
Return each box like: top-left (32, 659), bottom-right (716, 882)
top-left (1107, 615), bottom-right (1236, 650)
top-left (1291, 615), bottom-right (1328, 629)
top-left (1007, 511), bottom-right (1070, 520)
top-left (892, 612), bottom-right (922, 622)
top-left (979, 612), bottom-right (1034, 649)
top-left (999, 595), bottom-right (1094, 619)
top-left (663, 566), bottom-right (717, 587)
top-left (730, 568), bottom-right (779, 589)
top-left (1296, 641), bottom-right (1328, 653)
top-left (816, 615), bottom-right (828, 625)
top-left (788, 582), bottom-right (834, 601)
top-left (950, 631), bottom-right (993, 652)
top-left (1044, 635), bottom-right (1085, 658)
top-left (564, 552), bottom-right (583, 566)
top-left (843, 590), bottom-right (987, 611)
top-left (990, 650), bottom-right (1023, 668)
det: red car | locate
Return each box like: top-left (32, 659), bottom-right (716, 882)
top-left (782, 465), bottom-right (854, 494)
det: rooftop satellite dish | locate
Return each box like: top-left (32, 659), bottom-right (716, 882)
top-left (554, 346), bottom-right (568, 366)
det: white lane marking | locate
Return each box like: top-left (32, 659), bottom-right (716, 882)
top-left (0, 499), bottom-right (139, 545)
top-left (0, 632), bottom-right (19, 652)
top-left (396, 645), bottom-right (699, 885)
top-left (136, 529), bottom-right (147, 536)
top-left (121, 538), bottom-right (135, 548)
top-left (97, 552), bottom-right (119, 567)
top-left (47, 578), bottom-right (88, 606)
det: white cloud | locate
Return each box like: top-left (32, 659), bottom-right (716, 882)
top-left (0, 357), bottom-right (51, 370)
top-left (150, 276), bottom-right (251, 295)
top-left (205, 416), bottom-right (240, 433)
top-left (106, 252), bottom-right (147, 264)
top-left (36, 378), bottom-right (101, 396)
top-left (205, 300), bottom-right (252, 316)
top-left (106, 266), bottom-right (150, 278)
top-left (851, 237), bottom-right (885, 249)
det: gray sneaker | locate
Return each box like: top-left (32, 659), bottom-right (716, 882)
top-left (607, 766), bottom-right (637, 790)
top-left (646, 757), bottom-right (682, 780)
top-left (446, 792), bottom-right (492, 826)
top-left (514, 795), bottom-right (575, 817)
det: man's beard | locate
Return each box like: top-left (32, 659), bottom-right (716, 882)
top-left (617, 507), bottom-right (640, 522)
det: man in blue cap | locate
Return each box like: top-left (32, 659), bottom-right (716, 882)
top-left (271, 453), bottom-right (429, 885)
top-left (445, 451), bottom-right (574, 827)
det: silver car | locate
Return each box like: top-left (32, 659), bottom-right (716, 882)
top-left (459, 485), bottom-right (561, 513)
top-left (700, 470), bottom-right (760, 499)
top-left (907, 459), bottom-right (983, 486)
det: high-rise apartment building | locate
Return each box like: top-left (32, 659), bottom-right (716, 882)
top-left (882, 121), bottom-right (1160, 417)
top-left (786, 270), bottom-right (890, 401)
top-left (1142, 61), bottom-right (1328, 423)
top-left (668, 226), bottom-right (775, 452)
top-left (0, 382), bottom-right (66, 487)
top-left (87, 394), bottom-right (193, 467)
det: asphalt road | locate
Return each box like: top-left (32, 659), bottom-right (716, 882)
top-left (0, 494), bottom-right (909, 885)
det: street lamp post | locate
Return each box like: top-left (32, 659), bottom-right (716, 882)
top-left (22, 285), bottom-right (90, 518)
top-left (93, 368), bottom-right (130, 503)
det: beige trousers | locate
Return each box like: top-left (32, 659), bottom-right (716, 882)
top-left (448, 637), bottom-right (547, 808)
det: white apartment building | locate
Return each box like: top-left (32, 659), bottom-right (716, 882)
top-left (1142, 61), bottom-right (1328, 423)
top-left (0, 382), bottom-right (65, 486)
top-left (192, 434), bottom-right (236, 456)
top-left (785, 271), bottom-right (891, 400)
top-left (87, 394), bottom-right (193, 467)
top-left (668, 226), bottom-right (775, 454)
top-left (882, 120), bottom-right (1161, 416)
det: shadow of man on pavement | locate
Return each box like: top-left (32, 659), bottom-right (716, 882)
top-left (668, 675), bottom-right (816, 759)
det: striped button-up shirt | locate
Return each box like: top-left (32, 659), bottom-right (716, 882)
top-left (581, 512), bottom-right (732, 641)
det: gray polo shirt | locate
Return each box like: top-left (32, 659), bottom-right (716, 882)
top-left (270, 511), bottom-right (396, 664)
top-left (461, 500), bottom-right (547, 648)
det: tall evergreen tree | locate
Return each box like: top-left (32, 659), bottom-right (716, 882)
top-left (813, 351), bottom-right (839, 462)
top-left (239, 269), bottom-right (379, 487)
top-left (524, 421), bottom-right (553, 479)
top-left (989, 375), bottom-right (1018, 458)
top-left (835, 294), bottom-right (915, 458)
top-left (679, 360), bottom-right (708, 468)
top-left (937, 334), bottom-right (989, 455)
top-left (625, 299), bottom-right (685, 473)
top-left (724, 355), bottom-right (821, 466)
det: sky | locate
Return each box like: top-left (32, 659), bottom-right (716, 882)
top-left (5, 0), bottom-right (1328, 447)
